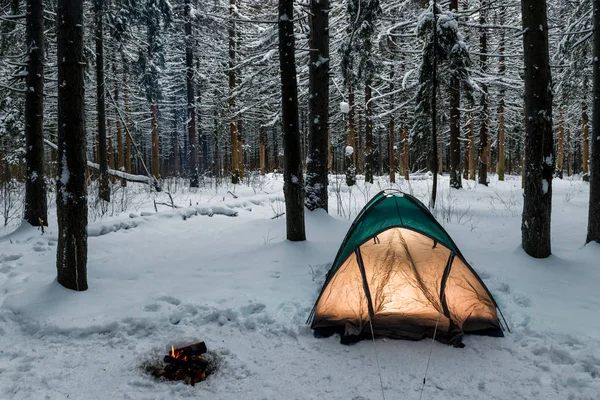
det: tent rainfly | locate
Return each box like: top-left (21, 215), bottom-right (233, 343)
top-left (308, 190), bottom-right (506, 347)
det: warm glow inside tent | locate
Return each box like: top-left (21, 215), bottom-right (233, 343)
top-left (308, 190), bottom-right (505, 346)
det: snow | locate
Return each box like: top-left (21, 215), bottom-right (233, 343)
top-left (542, 179), bottom-right (549, 194)
top-left (0, 174), bottom-right (599, 399)
top-left (340, 101), bottom-right (350, 114)
top-left (345, 145), bottom-right (354, 157)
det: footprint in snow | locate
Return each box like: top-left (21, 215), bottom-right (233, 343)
top-left (33, 242), bottom-right (49, 252)
top-left (142, 303), bottom-right (160, 312)
top-left (270, 271), bottom-right (281, 279)
top-left (156, 295), bottom-right (181, 306)
top-left (0, 253), bottom-right (22, 262)
top-left (513, 294), bottom-right (532, 308)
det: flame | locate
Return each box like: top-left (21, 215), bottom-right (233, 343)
top-left (171, 345), bottom-right (175, 358)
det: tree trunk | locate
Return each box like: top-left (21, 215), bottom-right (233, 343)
top-left (449, 0), bottom-right (461, 189)
top-left (365, 84), bottom-right (374, 184)
top-left (24, 0), bottom-right (47, 227)
top-left (358, 108), bottom-right (364, 172)
top-left (278, 0), bottom-right (305, 241)
top-left (557, 107), bottom-right (564, 178)
top-left (468, 110), bottom-right (476, 180)
top-left (521, 0), bottom-right (554, 258)
top-left (567, 127), bottom-right (572, 177)
top-left (306, 0), bottom-right (330, 213)
top-left (583, 104), bottom-right (590, 182)
top-left (56, 0), bottom-right (88, 291)
top-left (588, 0), bottom-right (600, 244)
top-left (114, 66), bottom-right (125, 186)
top-left (478, 2), bottom-right (488, 186)
top-left (346, 91), bottom-right (356, 186)
top-left (123, 60), bottom-right (132, 174)
top-left (431, 0), bottom-right (439, 208)
top-left (259, 125), bottom-right (266, 175)
top-left (151, 104), bottom-right (160, 178)
top-left (497, 14), bottom-right (506, 181)
top-left (402, 127), bottom-right (409, 180)
top-left (186, 0), bottom-right (198, 188)
top-left (94, 0), bottom-right (109, 201)
top-left (229, 0), bottom-right (239, 184)
top-left (389, 117), bottom-right (395, 183)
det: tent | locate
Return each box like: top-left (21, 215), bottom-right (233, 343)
top-left (308, 190), bottom-right (505, 346)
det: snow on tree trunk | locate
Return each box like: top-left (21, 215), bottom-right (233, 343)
top-left (521, 0), bottom-right (554, 258)
top-left (588, 0), bottom-right (600, 244)
top-left (95, 0), bottom-right (110, 202)
top-left (305, 0), bottom-right (329, 212)
top-left (56, 0), bottom-right (88, 291)
top-left (345, 92), bottom-right (356, 186)
top-left (478, 2), bottom-right (489, 187)
top-left (24, 0), bottom-right (48, 227)
top-left (449, 0), bottom-right (461, 189)
top-left (278, 0), bottom-right (305, 241)
top-left (186, 0), bottom-right (199, 188)
top-left (365, 83), bottom-right (374, 184)
top-left (583, 104), bottom-right (590, 182)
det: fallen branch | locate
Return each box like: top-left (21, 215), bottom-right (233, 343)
top-left (44, 139), bottom-right (156, 186)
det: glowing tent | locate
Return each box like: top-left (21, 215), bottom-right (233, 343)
top-left (308, 190), bottom-right (505, 346)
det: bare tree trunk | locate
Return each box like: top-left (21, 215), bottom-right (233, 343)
top-left (557, 107), bottom-right (564, 178)
top-left (151, 104), bottom-right (160, 179)
top-left (588, 0), bottom-right (600, 243)
top-left (345, 91), bottom-right (356, 186)
top-left (305, 0), bottom-right (330, 212)
top-left (24, 0), bottom-right (47, 227)
top-left (114, 66), bottom-right (125, 186)
top-left (583, 103), bottom-right (590, 182)
top-left (567, 127), bottom-right (572, 177)
top-left (468, 110), bottom-right (475, 180)
top-left (56, 0), bottom-right (88, 291)
top-left (521, 0), bottom-right (554, 258)
top-left (389, 117), bottom-right (395, 183)
top-left (123, 60), bottom-right (132, 174)
top-left (229, 0), bottom-right (240, 184)
top-left (431, 0), bottom-right (438, 208)
top-left (497, 13), bottom-right (506, 181)
top-left (185, 0), bottom-right (198, 187)
top-left (94, 0), bottom-right (109, 201)
top-left (478, 2), bottom-right (489, 186)
top-left (278, 0), bottom-right (305, 241)
top-left (259, 125), bottom-right (266, 175)
top-left (448, 0), bottom-right (461, 189)
top-left (365, 84), bottom-right (374, 184)
top-left (358, 108), bottom-right (364, 172)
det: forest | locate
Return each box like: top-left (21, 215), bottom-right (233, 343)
top-left (0, 0), bottom-right (599, 398)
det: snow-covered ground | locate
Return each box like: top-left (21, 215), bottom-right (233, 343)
top-left (0, 174), bottom-right (598, 400)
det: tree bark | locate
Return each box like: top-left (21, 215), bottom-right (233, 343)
top-left (114, 65), bottom-right (125, 186)
top-left (478, 2), bottom-right (488, 186)
top-left (497, 13), bottom-right (506, 181)
top-left (431, 0), bottom-right (439, 208)
top-left (229, 0), bottom-right (240, 184)
top-left (278, 0), bottom-right (305, 241)
top-left (588, 0), bottom-right (600, 244)
top-left (521, 0), bottom-right (554, 258)
top-left (449, 0), bottom-right (461, 189)
top-left (56, 0), bottom-right (88, 291)
top-left (24, 0), bottom-right (47, 227)
top-left (123, 60), bottom-right (132, 174)
top-left (186, 0), bottom-right (198, 188)
top-left (389, 117), bottom-right (395, 183)
top-left (345, 91), bottom-right (356, 186)
top-left (557, 107), bottom-right (564, 178)
top-left (305, 0), bottom-right (329, 212)
top-left (583, 104), bottom-right (590, 182)
top-left (365, 83), bottom-right (374, 184)
top-left (567, 127), bottom-right (572, 177)
top-left (151, 104), bottom-right (160, 178)
top-left (95, 0), bottom-right (110, 201)
top-left (259, 125), bottom-right (266, 175)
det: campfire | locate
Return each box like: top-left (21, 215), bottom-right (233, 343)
top-left (146, 341), bottom-right (214, 386)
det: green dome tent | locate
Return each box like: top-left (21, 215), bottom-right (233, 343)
top-left (308, 190), bottom-right (506, 346)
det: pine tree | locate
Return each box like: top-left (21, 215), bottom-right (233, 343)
top-left (95, 0), bottom-right (110, 202)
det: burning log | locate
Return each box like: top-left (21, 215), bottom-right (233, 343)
top-left (146, 341), bottom-right (213, 386)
